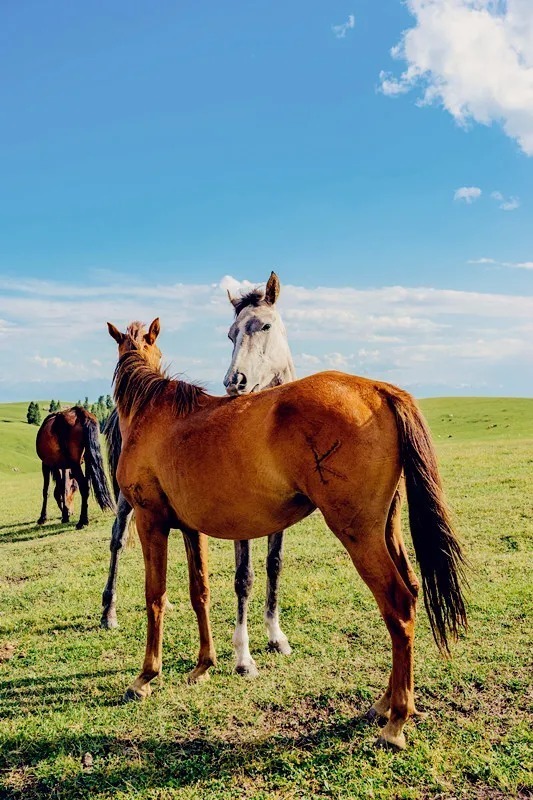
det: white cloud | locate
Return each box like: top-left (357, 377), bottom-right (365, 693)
top-left (509, 261), bottom-right (533, 270)
top-left (380, 0), bottom-right (533, 156)
top-left (332, 14), bottom-right (355, 39)
top-left (468, 257), bottom-right (533, 269)
top-left (454, 186), bottom-right (481, 203)
top-left (32, 355), bottom-right (74, 369)
top-left (490, 190), bottom-right (520, 210)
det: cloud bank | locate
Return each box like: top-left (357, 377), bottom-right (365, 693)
top-left (0, 273), bottom-right (532, 400)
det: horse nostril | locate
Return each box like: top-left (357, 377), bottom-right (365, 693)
top-left (236, 372), bottom-right (247, 390)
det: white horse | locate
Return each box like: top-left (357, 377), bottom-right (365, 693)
top-left (224, 272), bottom-right (296, 675)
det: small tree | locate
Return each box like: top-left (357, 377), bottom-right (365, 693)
top-left (105, 394), bottom-right (113, 411)
top-left (83, 397), bottom-right (90, 410)
top-left (48, 399), bottom-right (60, 412)
top-left (27, 401), bottom-right (41, 425)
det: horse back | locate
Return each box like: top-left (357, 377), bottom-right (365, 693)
top-left (35, 407), bottom-right (88, 468)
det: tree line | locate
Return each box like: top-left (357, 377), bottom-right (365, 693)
top-left (26, 396), bottom-right (114, 430)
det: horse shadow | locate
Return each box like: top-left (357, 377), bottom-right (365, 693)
top-left (0, 521), bottom-right (73, 544)
top-left (0, 696), bottom-right (374, 798)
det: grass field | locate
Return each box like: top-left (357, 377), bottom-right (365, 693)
top-left (0, 398), bottom-right (532, 799)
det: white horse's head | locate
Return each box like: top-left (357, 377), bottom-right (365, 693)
top-left (223, 272), bottom-right (295, 396)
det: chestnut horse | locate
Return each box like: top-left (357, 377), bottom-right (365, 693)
top-left (101, 273), bottom-right (296, 677)
top-left (36, 406), bottom-right (115, 529)
top-left (107, 317), bottom-right (467, 750)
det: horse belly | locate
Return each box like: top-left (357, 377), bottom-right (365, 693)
top-left (161, 451), bottom-right (312, 538)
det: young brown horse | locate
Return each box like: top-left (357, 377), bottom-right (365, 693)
top-left (36, 406), bottom-right (115, 529)
top-left (108, 318), bottom-right (467, 750)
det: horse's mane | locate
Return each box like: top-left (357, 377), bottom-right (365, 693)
top-left (232, 288), bottom-right (265, 317)
top-left (113, 352), bottom-right (206, 420)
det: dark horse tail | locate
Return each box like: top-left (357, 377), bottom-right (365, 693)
top-left (103, 407), bottom-right (122, 501)
top-left (385, 388), bottom-right (468, 653)
top-left (77, 409), bottom-right (116, 512)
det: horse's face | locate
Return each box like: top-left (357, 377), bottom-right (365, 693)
top-left (65, 470), bottom-right (78, 512)
top-left (223, 273), bottom-right (294, 396)
top-left (107, 319), bottom-right (162, 369)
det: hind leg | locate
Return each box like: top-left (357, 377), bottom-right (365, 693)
top-left (333, 522), bottom-right (417, 750)
top-left (37, 464), bottom-right (51, 525)
top-left (101, 492), bottom-right (133, 629)
top-left (233, 540), bottom-right (258, 677)
top-left (265, 532), bottom-right (291, 655)
top-left (71, 464), bottom-right (89, 529)
top-left (58, 470), bottom-right (70, 523)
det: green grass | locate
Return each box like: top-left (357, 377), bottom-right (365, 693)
top-left (1, 398), bottom-right (532, 799)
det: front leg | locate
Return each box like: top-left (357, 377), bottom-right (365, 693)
top-left (125, 510), bottom-right (169, 701)
top-left (183, 530), bottom-right (217, 683)
top-left (265, 532), bottom-right (291, 655)
top-left (101, 492), bottom-right (134, 629)
top-left (37, 464), bottom-right (50, 525)
top-left (233, 539), bottom-right (258, 677)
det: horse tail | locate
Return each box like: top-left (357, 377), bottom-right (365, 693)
top-left (384, 387), bottom-right (468, 653)
top-left (79, 411), bottom-right (116, 513)
top-left (102, 409), bottom-right (137, 547)
top-left (103, 408), bottom-right (122, 501)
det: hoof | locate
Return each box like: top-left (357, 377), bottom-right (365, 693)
top-left (268, 638), bottom-right (292, 656)
top-left (187, 668), bottom-right (211, 685)
top-left (235, 660), bottom-right (259, 679)
top-left (100, 614), bottom-right (119, 630)
top-left (376, 730), bottom-right (406, 751)
top-left (37, 518), bottom-right (46, 526)
top-left (123, 683), bottom-right (152, 702)
top-left (76, 521), bottom-right (89, 530)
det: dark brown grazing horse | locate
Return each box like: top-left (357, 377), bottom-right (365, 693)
top-left (36, 406), bottom-right (115, 529)
top-left (107, 318), bottom-right (467, 750)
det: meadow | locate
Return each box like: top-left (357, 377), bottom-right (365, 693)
top-left (0, 398), bottom-right (531, 799)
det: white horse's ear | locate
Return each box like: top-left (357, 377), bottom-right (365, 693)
top-left (265, 271), bottom-right (280, 305)
top-left (145, 318), bottom-right (161, 345)
top-left (227, 289), bottom-right (240, 308)
top-left (107, 322), bottom-right (125, 344)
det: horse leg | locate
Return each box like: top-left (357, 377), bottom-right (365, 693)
top-left (60, 469), bottom-right (70, 523)
top-left (182, 531), bottom-right (217, 683)
top-left (233, 539), bottom-right (258, 677)
top-left (37, 464), bottom-right (50, 524)
top-left (125, 511), bottom-right (169, 701)
top-left (71, 463), bottom-right (89, 529)
top-left (101, 492), bottom-right (133, 629)
top-left (264, 532), bottom-right (291, 655)
top-left (334, 526), bottom-right (417, 750)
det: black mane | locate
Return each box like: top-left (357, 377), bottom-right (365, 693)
top-left (233, 288), bottom-right (265, 316)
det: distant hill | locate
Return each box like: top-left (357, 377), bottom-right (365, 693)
top-left (0, 397), bottom-right (531, 476)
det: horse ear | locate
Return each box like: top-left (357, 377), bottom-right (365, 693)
top-left (227, 289), bottom-right (239, 308)
top-left (265, 271), bottom-right (280, 305)
top-left (145, 318), bottom-right (161, 345)
top-left (107, 322), bottom-right (125, 344)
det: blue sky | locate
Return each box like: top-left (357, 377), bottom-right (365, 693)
top-left (1, 1), bottom-right (532, 400)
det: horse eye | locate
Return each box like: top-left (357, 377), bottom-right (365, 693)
top-left (262, 324), bottom-right (271, 331)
